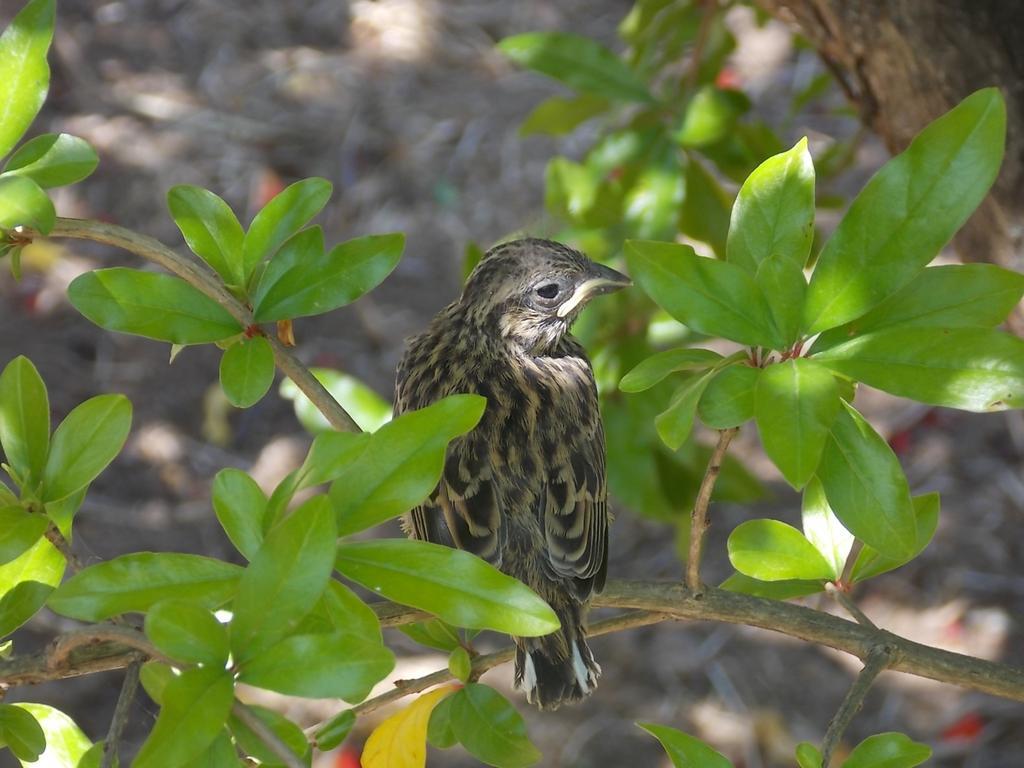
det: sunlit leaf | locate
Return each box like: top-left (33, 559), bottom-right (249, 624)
top-left (362, 685), bottom-right (459, 768)
top-left (0, 0), bottom-right (55, 158)
top-left (4, 133), bottom-right (98, 188)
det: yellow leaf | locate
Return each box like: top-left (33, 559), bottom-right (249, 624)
top-left (361, 685), bottom-right (459, 768)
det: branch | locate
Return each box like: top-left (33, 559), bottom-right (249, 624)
top-left (232, 701), bottom-right (305, 768)
top-left (820, 644), bottom-right (893, 767)
top-left (102, 657), bottom-right (142, 768)
top-left (686, 427), bottom-right (738, 591)
top-left (44, 218), bottom-right (361, 434)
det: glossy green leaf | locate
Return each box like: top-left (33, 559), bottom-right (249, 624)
top-left (626, 240), bottom-right (780, 348)
top-left (0, 507), bottom-right (46, 565)
top-left (842, 732), bottom-right (931, 768)
top-left (212, 468), bottom-right (267, 561)
top-left (315, 709), bottom-right (355, 752)
top-left (253, 230), bottom-right (404, 322)
top-left (801, 477), bottom-right (854, 579)
top-left (728, 519), bottom-right (835, 581)
top-left (677, 86), bottom-right (750, 148)
top-left (719, 572), bottom-right (825, 600)
top-left (194, 730), bottom-right (244, 768)
top-left (336, 539), bottom-right (559, 636)
top-left (756, 359), bottom-right (839, 489)
top-left (811, 264), bottom-right (1024, 353)
top-left (498, 32), bottom-right (652, 103)
top-left (678, 155), bottom-right (731, 258)
top-left (0, 174), bottom-right (53, 233)
top-left (229, 705), bottom-right (309, 766)
top-left (12, 703), bottom-right (90, 768)
top-left (638, 722), bottom-right (733, 768)
top-left (230, 495), bottom-right (336, 662)
top-left (0, 580), bottom-right (53, 637)
top-left (240, 631), bottom-right (394, 701)
top-left (295, 430), bottom-right (371, 491)
top-left (220, 336), bottom-right (274, 408)
top-left (620, 347), bottom-right (722, 393)
top-left (817, 402), bottom-right (916, 561)
top-left (852, 493), bottom-right (939, 582)
top-left (302, 579), bottom-right (382, 644)
top-left (804, 89), bottom-right (1006, 333)
top-left (448, 646), bottom-right (472, 683)
top-left (167, 185), bottom-right (245, 286)
top-left (698, 363), bottom-right (758, 429)
top-left (398, 618), bottom-right (461, 652)
top-left (68, 268), bottom-right (241, 344)
top-left (4, 133), bottom-right (97, 188)
top-left (0, 530), bottom-right (64, 636)
top-left (139, 661), bottom-right (173, 706)
top-left (728, 138), bottom-right (815, 273)
top-left (280, 367), bottom-right (392, 434)
top-left (145, 598), bottom-right (229, 667)
top-left (0, 0), bottom-right (55, 158)
top-left (450, 684), bottom-right (540, 768)
top-left (755, 254), bottom-right (807, 348)
top-left (48, 553), bottom-right (242, 621)
top-left (814, 327), bottom-right (1024, 411)
top-left (624, 161), bottom-right (684, 240)
top-left (133, 667), bottom-right (234, 768)
top-left (0, 703), bottom-right (45, 761)
top-left (520, 94), bottom-right (609, 136)
top-left (242, 177), bottom-right (332, 279)
top-left (796, 742), bottom-right (822, 768)
top-left (0, 355), bottom-right (49, 487)
top-left (427, 694), bottom-right (458, 749)
top-left (41, 394), bottom-right (131, 502)
top-left (328, 394), bottom-right (485, 535)
top-left (655, 370), bottom-right (715, 450)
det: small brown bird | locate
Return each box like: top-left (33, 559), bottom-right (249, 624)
top-left (395, 238), bottom-right (630, 709)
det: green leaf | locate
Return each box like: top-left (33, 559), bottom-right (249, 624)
top-left (41, 394), bottom-right (132, 502)
top-left (279, 368), bottom-right (392, 434)
top-left (804, 88), bottom-right (1006, 333)
top-left (295, 430), bottom-right (371, 491)
top-left (229, 705), bottom-right (309, 766)
top-left (728, 519), bottom-right (835, 581)
top-left (212, 468), bottom-right (267, 561)
top-left (638, 722), bottom-right (733, 768)
top-left (230, 495), bottom-right (336, 662)
top-left (144, 598), bottom-right (229, 667)
top-left (0, 507), bottom-right (46, 565)
top-left (133, 667), bottom-right (234, 768)
top-left (139, 661), bottom-right (173, 706)
top-left (448, 646), bottom-right (472, 683)
top-left (811, 264), bottom-right (1024, 353)
top-left (167, 185), bottom-right (245, 286)
top-left (48, 553), bottom-right (242, 621)
top-left (335, 539), bottom-right (559, 636)
top-left (626, 240), bottom-right (780, 348)
top-left (0, 703), bottom-right (46, 762)
top-left (814, 327), bottom-right (1024, 411)
top-left (655, 370), bottom-right (716, 450)
top-left (194, 730), bottom-right (245, 768)
top-left (3, 133), bottom-right (97, 188)
top-left (0, 174), bottom-right (54, 233)
top-left (677, 86), bottom-right (750, 148)
top-left (620, 347), bottom-right (722, 393)
top-left (755, 254), bottom-right (807, 348)
top-left (817, 402), bottom-right (916, 560)
top-left (219, 336), bottom-right (275, 408)
top-left (796, 742), bottom-right (823, 768)
top-left (678, 155), bottom-right (731, 258)
top-left (624, 161), bottom-right (684, 240)
top-left (756, 359), bottom-right (839, 489)
top-left (239, 631), bottom-right (394, 701)
top-left (242, 177), bottom-right (332, 280)
top-left (398, 618), bottom-right (461, 652)
top-left (12, 703), bottom-right (90, 768)
top-left (315, 709), bottom-right (355, 752)
top-left (497, 32), bottom-right (653, 103)
top-left (253, 230), bottom-right (404, 322)
top-left (427, 695), bottom-right (458, 749)
top-left (68, 268), bottom-right (242, 344)
top-left (449, 684), bottom-right (540, 768)
top-left (328, 394), bottom-right (485, 535)
top-left (801, 477), bottom-right (854, 579)
top-left (520, 94), bottom-right (609, 136)
top-left (720, 572), bottom-right (825, 600)
top-left (0, 0), bottom-right (55, 158)
top-left (698, 363), bottom-right (758, 429)
top-left (0, 580), bottom-right (53, 637)
top-left (0, 355), bottom-right (49, 487)
top-left (842, 732), bottom-right (931, 768)
top-left (852, 493), bottom-right (939, 582)
top-left (0, 533), bottom-right (64, 636)
top-left (302, 579), bottom-right (382, 644)
top-left (727, 137), bottom-right (815, 273)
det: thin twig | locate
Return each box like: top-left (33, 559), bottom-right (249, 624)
top-left (102, 657), bottom-right (142, 768)
top-left (232, 701), bottom-right (305, 768)
top-left (687, 0), bottom-right (718, 90)
top-left (686, 427), bottom-right (739, 591)
top-left (44, 524), bottom-right (86, 573)
top-left (826, 582), bottom-right (877, 629)
top-left (820, 644), bottom-right (894, 766)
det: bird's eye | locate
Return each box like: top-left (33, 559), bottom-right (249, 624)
top-left (536, 283), bottom-right (560, 300)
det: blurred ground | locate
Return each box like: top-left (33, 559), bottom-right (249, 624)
top-left (1, 1), bottom-right (1023, 766)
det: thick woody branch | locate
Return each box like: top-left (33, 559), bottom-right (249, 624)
top-left (820, 644), bottom-right (893, 767)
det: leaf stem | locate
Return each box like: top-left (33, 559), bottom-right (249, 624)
top-left (820, 644), bottom-right (894, 766)
top-left (826, 582), bottom-right (876, 629)
top-left (686, 427), bottom-right (738, 591)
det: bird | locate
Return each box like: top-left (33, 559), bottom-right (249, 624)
top-left (395, 237), bottom-right (630, 709)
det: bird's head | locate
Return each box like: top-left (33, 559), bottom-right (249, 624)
top-left (460, 238), bottom-right (631, 354)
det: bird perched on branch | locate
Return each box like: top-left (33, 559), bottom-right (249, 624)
top-left (395, 238), bottom-right (630, 709)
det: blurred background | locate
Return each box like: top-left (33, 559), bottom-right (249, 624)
top-left (1, 0), bottom-right (1022, 765)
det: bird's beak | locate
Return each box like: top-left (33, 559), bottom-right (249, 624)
top-left (556, 263), bottom-right (631, 318)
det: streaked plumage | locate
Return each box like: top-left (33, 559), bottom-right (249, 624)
top-left (395, 238), bottom-right (629, 709)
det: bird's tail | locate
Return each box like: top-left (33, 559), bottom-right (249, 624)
top-left (514, 612), bottom-right (600, 710)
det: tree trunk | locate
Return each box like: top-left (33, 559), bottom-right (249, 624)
top-left (758, 0), bottom-right (1024, 268)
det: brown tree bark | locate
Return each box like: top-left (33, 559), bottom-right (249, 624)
top-left (758, 0), bottom-right (1024, 269)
